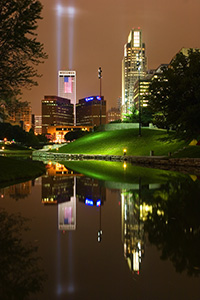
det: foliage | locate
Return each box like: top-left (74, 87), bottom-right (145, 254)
top-left (0, 122), bottom-right (46, 145)
top-left (0, 0), bottom-right (47, 116)
top-left (122, 105), bottom-right (152, 125)
top-left (64, 130), bottom-right (89, 142)
top-left (148, 49), bottom-right (200, 137)
top-left (122, 105), bottom-right (139, 123)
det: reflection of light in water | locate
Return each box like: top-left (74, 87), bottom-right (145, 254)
top-left (55, 3), bottom-right (76, 71)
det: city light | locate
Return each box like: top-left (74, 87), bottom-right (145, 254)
top-left (85, 199), bottom-right (94, 206)
top-left (96, 200), bottom-right (101, 207)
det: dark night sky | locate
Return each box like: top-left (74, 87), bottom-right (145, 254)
top-left (22, 0), bottom-right (200, 115)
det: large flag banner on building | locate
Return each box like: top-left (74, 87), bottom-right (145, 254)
top-left (64, 76), bottom-right (73, 93)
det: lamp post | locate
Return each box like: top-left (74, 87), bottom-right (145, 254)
top-left (98, 67), bottom-right (102, 125)
top-left (136, 52), bottom-right (142, 136)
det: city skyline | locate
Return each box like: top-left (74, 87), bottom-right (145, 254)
top-left (21, 0), bottom-right (200, 115)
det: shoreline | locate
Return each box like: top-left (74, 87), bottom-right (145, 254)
top-left (32, 150), bottom-right (200, 173)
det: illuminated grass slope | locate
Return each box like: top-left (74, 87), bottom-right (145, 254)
top-left (58, 128), bottom-right (187, 156)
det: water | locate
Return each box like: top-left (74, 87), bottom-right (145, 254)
top-left (0, 161), bottom-right (200, 300)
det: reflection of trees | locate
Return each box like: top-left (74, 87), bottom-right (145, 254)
top-left (0, 209), bottom-right (46, 299)
top-left (144, 177), bottom-right (200, 276)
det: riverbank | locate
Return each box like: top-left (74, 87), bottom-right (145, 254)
top-left (0, 156), bottom-right (46, 187)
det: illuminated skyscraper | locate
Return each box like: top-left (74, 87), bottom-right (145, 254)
top-left (58, 70), bottom-right (76, 124)
top-left (122, 28), bottom-right (147, 117)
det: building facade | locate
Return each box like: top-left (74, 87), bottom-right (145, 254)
top-left (122, 28), bottom-right (147, 118)
top-left (58, 70), bottom-right (76, 124)
top-left (133, 79), bottom-right (150, 110)
top-left (107, 107), bottom-right (121, 123)
top-left (42, 96), bottom-right (74, 134)
top-left (8, 102), bottom-right (32, 132)
top-left (32, 114), bottom-right (42, 135)
top-left (76, 96), bottom-right (106, 127)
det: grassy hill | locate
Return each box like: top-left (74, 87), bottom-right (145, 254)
top-left (57, 128), bottom-right (187, 156)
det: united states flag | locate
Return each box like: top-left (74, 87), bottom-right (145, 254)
top-left (64, 76), bottom-right (73, 93)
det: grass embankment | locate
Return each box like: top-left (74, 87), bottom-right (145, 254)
top-left (0, 143), bottom-right (33, 156)
top-left (0, 156), bottom-right (45, 187)
top-left (57, 128), bottom-right (187, 156)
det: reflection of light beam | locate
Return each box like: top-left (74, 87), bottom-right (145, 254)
top-left (55, 3), bottom-right (76, 70)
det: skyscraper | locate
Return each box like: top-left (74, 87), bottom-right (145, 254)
top-left (122, 28), bottom-right (147, 118)
top-left (58, 70), bottom-right (76, 124)
top-left (42, 96), bottom-right (74, 134)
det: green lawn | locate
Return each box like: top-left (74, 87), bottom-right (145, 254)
top-left (57, 128), bottom-right (187, 156)
top-left (0, 156), bottom-right (45, 186)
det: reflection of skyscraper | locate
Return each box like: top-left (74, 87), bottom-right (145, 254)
top-left (122, 28), bottom-right (147, 116)
top-left (76, 176), bottom-right (106, 207)
top-left (121, 189), bottom-right (144, 274)
top-left (58, 177), bottom-right (76, 231)
top-left (42, 163), bottom-right (76, 204)
top-left (58, 70), bottom-right (76, 124)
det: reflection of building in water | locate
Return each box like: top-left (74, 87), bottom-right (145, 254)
top-left (121, 188), bottom-right (153, 275)
top-left (42, 163), bottom-right (79, 204)
top-left (42, 163), bottom-right (79, 231)
top-left (76, 176), bottom-right (106, 207)
top-left (0, 181), bottom-right (32, 200)
top-left (58, 178), bottom-right (76, 231)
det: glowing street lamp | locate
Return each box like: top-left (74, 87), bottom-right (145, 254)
top-left (136, 51), bottom-right (142, 136)
top-left (98, 67), bottom-right (102, 125)
top-left (123, 148), bottom-right (127, 156)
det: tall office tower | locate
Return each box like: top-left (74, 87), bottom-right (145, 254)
top-left (42, 96), bottom-right (74, 134)
top-left (122, 28), bottom-right (147, 118)
top-left (58, 70), bottom-right (76, 124)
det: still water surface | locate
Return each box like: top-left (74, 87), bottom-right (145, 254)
top-left (1, 161), bottom-right (200, 300)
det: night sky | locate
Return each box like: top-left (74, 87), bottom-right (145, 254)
top-left (23, 0), bottom-right (200, 115)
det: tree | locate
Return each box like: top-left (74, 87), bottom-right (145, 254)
top-left (122, 105), bottom-right (152, 125)
top-left (0, 0), bottom-right (47, 104)
top-left (64, 130), bottom-right (89, 142)
top-left (148, 49), bottom-right (200, 136)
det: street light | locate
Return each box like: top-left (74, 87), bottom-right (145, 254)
top-left (136, 52), bottom-right (142, 136)
top-left (98, 67), bottom-right (102, 125)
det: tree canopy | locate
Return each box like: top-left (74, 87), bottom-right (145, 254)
top-left (148, 49), bottom-right (200, 137)
top-left (0, 0), bottom-right (47, 103)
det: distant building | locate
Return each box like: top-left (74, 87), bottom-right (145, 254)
top-left (58, 70), bottom-right (76, 124)
top-left (107, 107), bottom-right (121, 123)
top-left (76, 96), bottom-right (106, 127)
top-left (117, 97), bottom-right (122, 112)
top-left (8, 102), bottom-right (32, 132)
top-left (122, 28), bottom-right (147, 117)
top-left (42, 96), bottom-right (74, 134)
top-left (32, 114), bottom-right (42, 135)
top-left (133, 79), bottom-right (150, 109)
